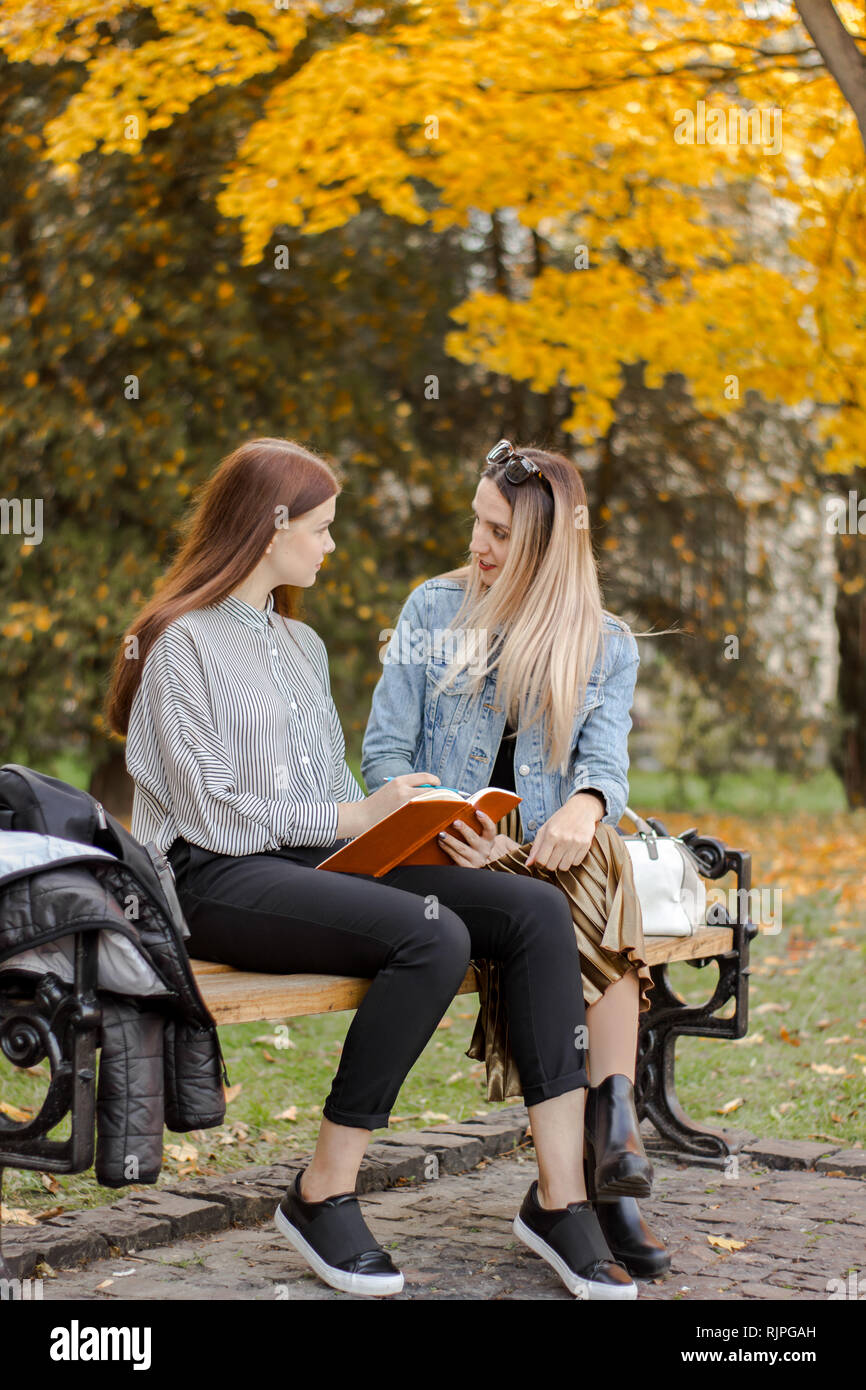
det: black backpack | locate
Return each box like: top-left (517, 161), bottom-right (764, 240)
top-left (0, 763), bottom-right (228, 1175)
top-left (0, 762), bottom-right (218, 1034)
top-left (0, 762), bottom-right (188, 937)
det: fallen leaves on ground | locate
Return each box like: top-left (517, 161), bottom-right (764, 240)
top-left (0, 1203), bottom-right (38, 1225)
top-left (252, 1032), bottom-right (295, 1050)
top-left (164, 1139), bottom-right (205, 1175)
top-left (165, 1141), bottom-right (198, 1164)
top-left (0, 1100), bottom-right (33, 1122)
top-left (716, 1097), bottom-right (744, 1115)
top-left (707, 1235), bottom-right (747, 1253)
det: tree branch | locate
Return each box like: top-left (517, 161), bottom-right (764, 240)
top-left (795, 0), bottom-right (866, 149)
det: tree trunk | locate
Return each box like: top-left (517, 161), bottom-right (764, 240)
top-left (795, 0), bottom-right (866, 152)
top-left (89, 746), bottom-right (135, 825)
top-left (830, 470), bottom-right (866, 806)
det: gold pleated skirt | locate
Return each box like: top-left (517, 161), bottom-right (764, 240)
top-left (466, 808), bottom-right (654, 1101)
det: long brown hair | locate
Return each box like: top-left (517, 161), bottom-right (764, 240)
top-left (439, 446), bottom-right (613, 776)
top-left (105, 437), bottom-right (340, 736)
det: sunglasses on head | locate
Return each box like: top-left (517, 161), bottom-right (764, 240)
top-left (486, 439), bottom-right (552, 494)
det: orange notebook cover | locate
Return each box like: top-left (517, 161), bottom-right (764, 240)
top-left (315, 786), bottom-right (522, 877)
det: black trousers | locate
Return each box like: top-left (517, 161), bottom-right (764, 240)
top-left (167, 836), bottom-right (588, 1131)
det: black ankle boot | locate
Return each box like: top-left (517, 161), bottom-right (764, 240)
top-left (595, 1198), bottom-right (671, 1278)
top-left (583, 1158), bottom-right (670, 1278)
top-left (585, 1073), bottom-right (653, 1201)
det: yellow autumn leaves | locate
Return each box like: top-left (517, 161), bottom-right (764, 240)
top-left (2, 602), bottom-right (58, 642)
top-left (1, 0), bottom-right (863, 468)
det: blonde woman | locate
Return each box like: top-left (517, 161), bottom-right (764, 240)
top-left (362, 439), bottom-right (669, 1278)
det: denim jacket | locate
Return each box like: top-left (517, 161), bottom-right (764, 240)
top-left (361, 576), bottom-right (640, 835)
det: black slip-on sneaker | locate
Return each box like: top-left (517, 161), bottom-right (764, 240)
top-left (274, 1169), bottom-right (404, 1297)
top-left (513, 1181), bottom-right (638, 1300)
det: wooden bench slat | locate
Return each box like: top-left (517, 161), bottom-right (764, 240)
top-left (642, 926), bottom-right (733, 965)
top-left (191, 927), bottom-right (734, 1026)
top-left (195, 964), bottom-right (480, 1026)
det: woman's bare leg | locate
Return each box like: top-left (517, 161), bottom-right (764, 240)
top-left (300, 1118), bottom-right (371, 1201)
top-left (585, 967), bottom-right (640, 1085)
top-left (528, 1088), bottom-right (588, 1208)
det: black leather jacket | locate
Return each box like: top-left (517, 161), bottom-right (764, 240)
top-left (0, 764), bottom-right (227, 1186)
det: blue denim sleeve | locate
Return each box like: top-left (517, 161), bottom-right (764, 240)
top-left (569, 628), bottom-right (640, 827)
top-left (360, 584), bottom-right (427, 791)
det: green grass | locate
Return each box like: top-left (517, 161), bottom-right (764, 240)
top-left (626, 766), bottom-right (846, 818)
top-left (669, 887), bottom-right (864, 1148)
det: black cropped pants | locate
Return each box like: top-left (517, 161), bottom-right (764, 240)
top-left (167, 836), bottom-right (588, 1131)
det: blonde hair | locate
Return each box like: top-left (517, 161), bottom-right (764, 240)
top-left (437, 446), bottom-right (628, 777)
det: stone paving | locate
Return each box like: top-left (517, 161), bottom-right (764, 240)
top-left (35, 1147), bottom-right (865, 1302)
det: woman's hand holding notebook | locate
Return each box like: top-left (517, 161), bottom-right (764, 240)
top-left (316, 786), bottom-right (522, 877)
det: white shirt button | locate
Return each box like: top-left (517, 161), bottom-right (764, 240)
top-left (290, 702), bottom-right (297, 711)
top-left (271, 647), bottom-right (278, 656)
top-left (302, 755), bottom-right (310, 764)
top-left (528, 820), bottom-right (537, 830)
top-left (518, 763), bottom-right (530, 776)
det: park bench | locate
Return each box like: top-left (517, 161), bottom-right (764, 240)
top-left (0, 820), bottom-right (756, 1274)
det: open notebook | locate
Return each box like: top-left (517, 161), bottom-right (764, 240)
top-left (315, 786), bottom-right (522, 877)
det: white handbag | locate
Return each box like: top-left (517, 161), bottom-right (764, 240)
top-left (620, 806), bottom-right (706, 937)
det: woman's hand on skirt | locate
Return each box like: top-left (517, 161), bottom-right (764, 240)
top-left (525, 795), bottom-right (601, 872)
top-left (437, 810), bottom-right (520, 868)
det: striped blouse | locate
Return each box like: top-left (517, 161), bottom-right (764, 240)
top-left (126, 590), bottom-right (366, 856)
